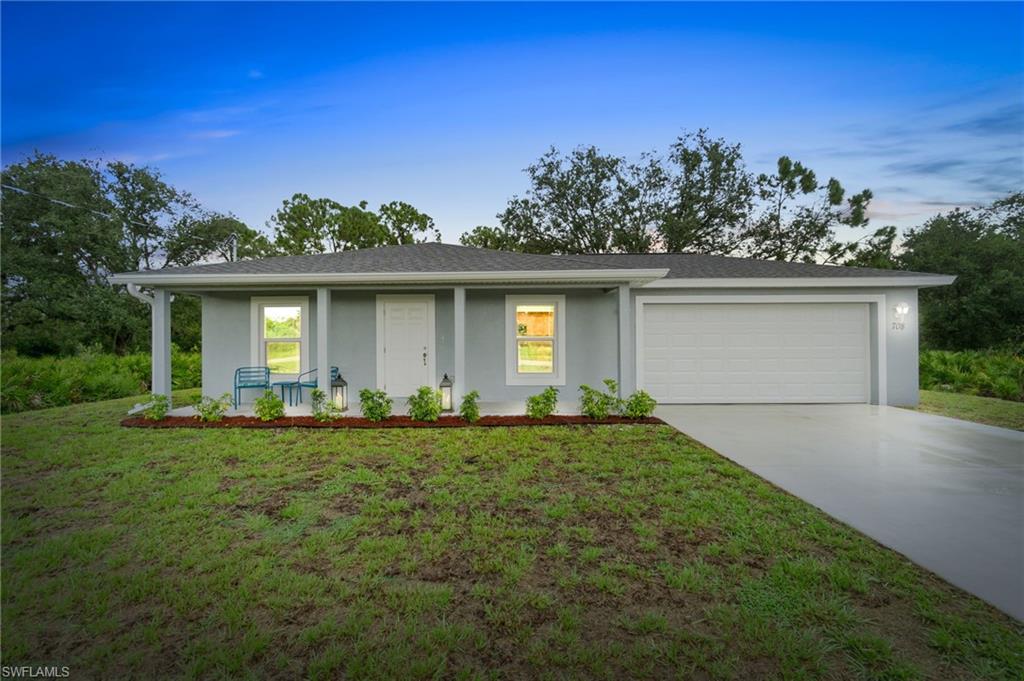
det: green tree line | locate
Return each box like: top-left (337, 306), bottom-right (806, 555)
top-left (2, 135), bottom-right (1021, 356)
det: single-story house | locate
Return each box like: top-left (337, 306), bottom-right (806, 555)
top-left (109, 242), bottom-right (954, 410)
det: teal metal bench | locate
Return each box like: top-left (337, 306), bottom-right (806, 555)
top-left (233, 366), bottom-right (270, 407)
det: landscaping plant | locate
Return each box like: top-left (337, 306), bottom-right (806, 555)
top-left (253, 390), bottom-right (286, 421)
top-left (579, 378), bottom-right (622, 419)
top-left (142, 393), bottom-right (169, 420)
top-left (460, 389), bottom-right (481, 423)
top-left (309, 388), bottom-right (343, 422)
top-left (919, 349), bottom-right (1023, 402)
top-left (193, 393), bottom-right (233, 422)
top-left (0, 348), bottom-right (202, 414)
top-left (526, 386), bottom-right (559, 419)
top-left (359, 388), bottom-right (393, 422)
top-left (407, 386), bottom-right (443, 422)
top-left (622, 390), bottom-right (657, 419)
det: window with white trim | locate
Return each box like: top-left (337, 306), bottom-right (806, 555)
top-left (251, 297), bottom-right (309, 377)
top-left (505, 295), bottom-right (566, 385)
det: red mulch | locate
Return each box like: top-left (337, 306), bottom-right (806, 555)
top-left (121, 414), bottom-right (665, 429)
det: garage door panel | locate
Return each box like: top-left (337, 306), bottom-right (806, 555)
top-left (641, 303), bottom-right (869, 404)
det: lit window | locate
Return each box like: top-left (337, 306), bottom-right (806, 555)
top-left (506, 295), bottom-right (565, 385)
top-left (251, 298), bottom-right (308, 377)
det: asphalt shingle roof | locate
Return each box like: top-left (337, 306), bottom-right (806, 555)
top-left (116, 242), bottom-right (942, 279)
top-left (560, 253), bottom-right (933, 278)
top-left (123, 243), bottom-right (625, 276)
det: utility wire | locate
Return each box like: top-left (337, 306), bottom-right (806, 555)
top-left (1, 183), bottom-right (161, 230)
top-left (1, 183), bottom-right (241, 261)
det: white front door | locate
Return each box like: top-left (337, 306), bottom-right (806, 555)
top-left (377, 295), bottom-right (435, 396)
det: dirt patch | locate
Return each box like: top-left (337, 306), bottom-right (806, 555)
top-left (122, 414), bottom-right (665, 429)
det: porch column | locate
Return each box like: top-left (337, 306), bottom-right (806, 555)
top-left (617, 284), bottom-right (632, 396)
top-left (151, 288), bottom-right (172, 400)
top-left (453, 286), bottom-right (465, 405)
top-left (317, 288), bottom-right (331, 394)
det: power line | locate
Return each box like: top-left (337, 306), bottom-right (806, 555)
top-left (2, 183), bottom-right (241, 262)
top-left (1, 183), bottom-right (161, 230)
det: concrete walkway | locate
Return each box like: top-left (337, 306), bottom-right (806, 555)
top-left (656, 404), bottom-right (1024, 621)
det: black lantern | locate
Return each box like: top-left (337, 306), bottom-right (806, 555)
top-left (439, 373), bottom-right (453, 412)
top-left (331, 374), bottom-right (348, 412)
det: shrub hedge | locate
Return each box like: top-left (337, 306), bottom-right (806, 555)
top-left (919, 349), bottom-right (1023, 402)
top-left (1, 349), bottom-right (201, 414)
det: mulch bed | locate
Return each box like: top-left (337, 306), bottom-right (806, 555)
top-left (122, 414), bottom-right (665, 429)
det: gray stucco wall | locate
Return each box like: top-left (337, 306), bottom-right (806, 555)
top-left (198, 285), bottom-right (922, 407)
top-left (464, 288), bottom-right (619, 402)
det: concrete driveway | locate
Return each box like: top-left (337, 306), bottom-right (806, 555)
top-left (657, 404), bottom-right (1024, 621)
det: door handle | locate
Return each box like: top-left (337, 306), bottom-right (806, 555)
top-left (422, 350), bottom-right (427, 366)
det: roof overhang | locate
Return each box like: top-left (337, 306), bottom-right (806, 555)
top-left (640, 275), bottom-right (956, 289)
top-left (108, 268), bottom-right (671, 288)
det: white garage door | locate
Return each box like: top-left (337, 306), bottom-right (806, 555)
top-left (640, 303), bottom-right (870, 404)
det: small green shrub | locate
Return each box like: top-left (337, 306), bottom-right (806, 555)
top-left (193, 392), bottom-right (232, 422)
top-left (310, 388), bottom-right (343, 422)
top-left (460, 390), bottom-right (481, 423)
top-left (579, 378), bottom-right (621, 420)
top-left (142, 393), bottom-right (169, 420)
top-left (526, 386), bottom-right (559, 419)
top-left (253, 390), bottom-right (286, 421)
top-left (359, 389), bottom-right (393, 422)
top-left (919, 349), bottom-right (1023, 402)
top-left (0, 348), bottom-right (202, 414)
top-left (622, 390), bottom-right (657, 419)
top-left (408, 386), bottom-right (442, 422)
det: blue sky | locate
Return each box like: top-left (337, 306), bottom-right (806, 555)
top-left (2, 2), bottom-right (1022, 243)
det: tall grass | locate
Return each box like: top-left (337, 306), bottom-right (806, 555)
top-left (920, 349), bottom-right (1024, 402)
top-left (1, 349), bottom-right (201, 413)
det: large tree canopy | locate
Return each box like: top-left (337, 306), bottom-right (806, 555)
top-left (462, 131), bottom-right (886, 263)
top-left (272, 195), bottom-right (438, 254)
top-left (1, 154), bottom-right (268, 355)
top-left (899, 193), bottom-right (1023, 350)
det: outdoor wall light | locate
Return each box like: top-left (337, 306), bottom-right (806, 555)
top-left (439, 374), bottom-right (453, 412)
top-left (892, 302), bottom-right (910, 331)
top-left (331, 374), bottom-right (348, 412)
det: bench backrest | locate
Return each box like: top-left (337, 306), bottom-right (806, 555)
top-left (234, 366), bottom-right (270, 386)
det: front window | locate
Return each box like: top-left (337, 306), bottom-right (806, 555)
top-left (251, 298), bottom-right (308, 377)
top-left (506, 295), bottom-right (566, 385)
top-left (264, 306), bottom-right (302, 374)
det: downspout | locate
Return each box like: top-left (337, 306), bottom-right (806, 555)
top-left (126, 283), bottom-right (154, 305)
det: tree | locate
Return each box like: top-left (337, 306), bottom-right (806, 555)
top-left (271, 195), bottom-right (435, 253)
top-left (459, 225), bottom-right (523, 251)
top-left (165, 214), bottom-right (276, 266)
top-left (738, 156), bottom-right (874, 263)
top-left (899, 193), bottom-right (1023, 350)
top-left (1, 154), bottom-right (146, 354)
top-left (658, 130), bottom-right (752, 254)
top-left (105, 160), bottom-right (202, 272)
top-left (378, 201), bottom-right (440, 244)
top-left (496, 146), bottom-right (641, 254)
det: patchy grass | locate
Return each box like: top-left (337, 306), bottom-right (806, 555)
top-left (3, 393), bottom-right (1022, 679)
top-left (912, 390), bottom-right (1024, 431)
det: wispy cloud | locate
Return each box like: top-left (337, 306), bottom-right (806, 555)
top-left (248, 69), bottom-right (264, 80)
top-left (189, 129), bottom-right (241, 140)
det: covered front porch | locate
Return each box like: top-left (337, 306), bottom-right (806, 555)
top-left (143, 283), bottom-right (638, 412)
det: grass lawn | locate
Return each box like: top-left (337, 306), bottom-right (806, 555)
top-left (3, 392), bottom-right (1022, 679)
top-left (912, 390), bottom-right (1024, 431)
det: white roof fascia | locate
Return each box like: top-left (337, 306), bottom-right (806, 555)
top-left (641, 275), bottom-right (956, 289)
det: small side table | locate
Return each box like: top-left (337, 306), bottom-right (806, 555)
top-left (271, 380), bottom-right (298, 407)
